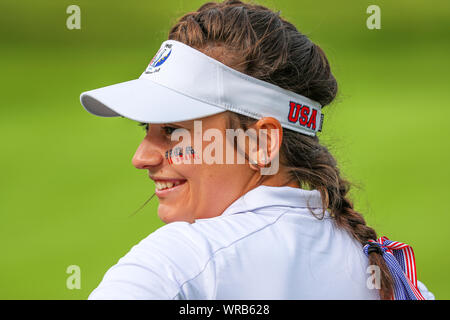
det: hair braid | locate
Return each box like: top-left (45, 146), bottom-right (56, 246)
top-left (333, 173), bottom-right (395, 299)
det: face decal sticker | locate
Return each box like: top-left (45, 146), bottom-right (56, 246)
top-left (165, 146), bottom-right (199, 164)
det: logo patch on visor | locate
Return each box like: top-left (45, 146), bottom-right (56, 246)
top-left (145, 44), bottom-right (172, 74)
top-left (287, 101), bottom-right (319, 132)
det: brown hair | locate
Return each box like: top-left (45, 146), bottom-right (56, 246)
top-left (168, 0), bottom-right (394, 299)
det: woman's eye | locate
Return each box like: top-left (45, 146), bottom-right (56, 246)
top-left (138, 122), bottom-right (149, 132)
top-left (161, 126), bottom-right (177, 136)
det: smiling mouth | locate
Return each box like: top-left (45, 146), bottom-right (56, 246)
top-left (154, 179), bottom-right (187, 192)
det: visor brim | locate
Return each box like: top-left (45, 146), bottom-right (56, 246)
top-left (80, 78), bottom-right (226, 123)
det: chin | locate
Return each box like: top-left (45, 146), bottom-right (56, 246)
top-left (157, 206), bottom-right (192, 224)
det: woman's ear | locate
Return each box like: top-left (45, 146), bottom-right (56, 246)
top-left (248, 117), bottom-right (282, 174)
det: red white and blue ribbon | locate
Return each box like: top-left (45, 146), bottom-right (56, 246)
top-left (363, 236), bottom-right (425, 300)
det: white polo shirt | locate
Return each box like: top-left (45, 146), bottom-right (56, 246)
top-left (88, 185), bottom-right (382, 300)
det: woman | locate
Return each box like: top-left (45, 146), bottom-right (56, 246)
top-left (80, 0), bottom-right (433, 300)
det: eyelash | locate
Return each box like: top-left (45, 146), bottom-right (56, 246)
top-left (138, 123), bottom-right (178, 136)
top-left (161, 126), bottom-right (177, 135)
top-left (138, 122), bottom-right (149, 132)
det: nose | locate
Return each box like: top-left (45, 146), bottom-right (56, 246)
top-left (132, 138), bottom-right (164, 169)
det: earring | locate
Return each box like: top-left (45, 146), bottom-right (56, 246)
top-left (258, 151), bottom-right (269, 167)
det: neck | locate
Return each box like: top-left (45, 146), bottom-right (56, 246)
top-left (242, 166), bottom-right (299, 195)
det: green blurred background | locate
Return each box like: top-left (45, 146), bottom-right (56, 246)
top-left (0, 0), bottom-right (449, 299)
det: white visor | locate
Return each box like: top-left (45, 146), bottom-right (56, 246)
top-left (80, 40), bottom-right (324, 136)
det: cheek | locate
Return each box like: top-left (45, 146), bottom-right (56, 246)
top-left (194, 164), bottom-right (245, 199)
top-left (188, 164), bottom-right (250, 220)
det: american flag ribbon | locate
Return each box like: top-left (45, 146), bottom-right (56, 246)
top-left (363, 236), bottom-right (425, 300)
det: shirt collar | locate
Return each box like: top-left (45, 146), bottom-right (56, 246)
top-left (221, 185), bottom-right (324, 217)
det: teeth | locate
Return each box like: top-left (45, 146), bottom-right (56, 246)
top-left (155, 181), bottom-right (182, 190)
